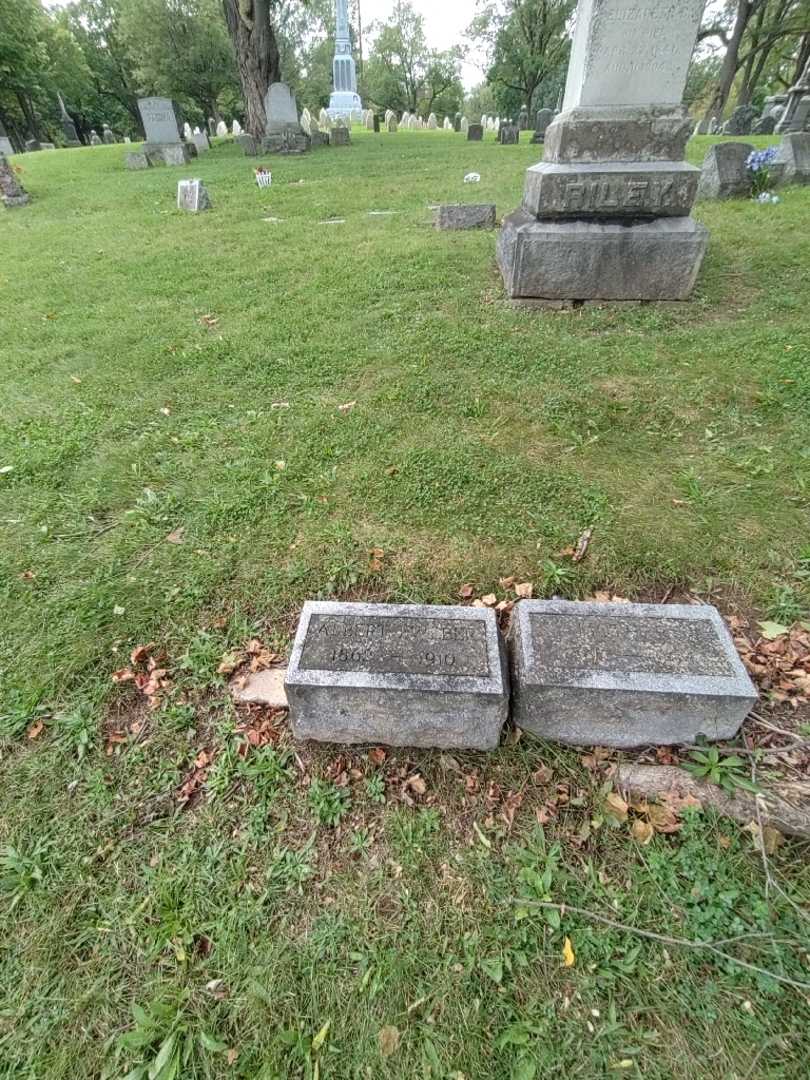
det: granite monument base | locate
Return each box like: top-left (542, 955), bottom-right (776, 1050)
top-left (497, 210), bottom-right (708, 301)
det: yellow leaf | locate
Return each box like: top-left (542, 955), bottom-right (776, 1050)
top-left (562, 936), bottom-right (575, 967)
top-left (514, 582), bottom-right (533, 598)
top-left (604, 791), bottom-right (629, 823)
top-left (378, 1025), bottom-right (400, 1057)
top-left (481, 593), bottom-right (497, 607)
top-left (631, 818), bottom-right (654, 845)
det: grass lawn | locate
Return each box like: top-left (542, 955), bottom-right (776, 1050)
top-left (1, 130), bottom-right (809, 1078)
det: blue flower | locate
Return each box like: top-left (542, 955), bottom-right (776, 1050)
top-left (746, 147), bottom-right (777, 173)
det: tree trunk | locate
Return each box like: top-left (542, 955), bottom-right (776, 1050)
top-left (792, 31), bottom-right (810, 85)
top-left (696, 0), bottom-right (753, 133)
top-left (16, 92), bottom-right (41, 141)
top-left (222, 0), bottom-right (281, 137)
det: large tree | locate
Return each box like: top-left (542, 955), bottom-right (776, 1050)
top-left (121, 0), bottom-right (239, 123)
top-left (467, 0), bottom-right (574, 117)
top-left (695, 0), bottom-right (810, 131)
top-left (0, 0), bottom-right (48, 143)
top-left (221, 0), bottom-right (282, 135)
top-left (365, 1), bottom-right (463, 115)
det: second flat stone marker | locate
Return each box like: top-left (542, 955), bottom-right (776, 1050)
top-left (509, 600), bottom-right (757, 748)
top-left (285, 601), bottom-right (509, 749)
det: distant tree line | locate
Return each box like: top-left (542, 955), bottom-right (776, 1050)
top-left (1, 0), bottom-right (807, 148)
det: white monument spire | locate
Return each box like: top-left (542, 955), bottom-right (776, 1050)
top-left (328, 0), bottom-right (362, 120)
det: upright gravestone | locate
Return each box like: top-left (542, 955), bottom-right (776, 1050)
top-left (696, 142), bottom-right (754, 200)
top-left (284, 601), bottom-right (509, 749)
top-left (387, 116), bottom-right (398, 133)
top-left (0, 119), bottom-right (13, 156)
top-left (331, 123), bottom-right (351, 146)
top-left (373, 113), bottom-right (380, 133)
top-left (427, 113), bottom-right (438, 129)
top-left (722, 105), bottom-right (757, 136)
top-left (216, 120), bottom-right (228, 138)
top-left (208, 117), bottom-right (216, 136)
top-left (58, 94), bottom-right (81, 147)
top-left (263, 82), bottom-right (309, 153)
top-left (776, 132), bottom-right (810, 184)
top-left (509, 600), bottom-right (756, 747)
top-left (454, 112), bottom-right (462, 133)
top-left (192, 129), bottom-right (210, 153)
top-left (498, 0), bottom-right (708, 302)
top-left (177, 178), bottom-right (211, 212)
top-left (138, 97), bottom-right (192, 166)
top-left (518, 105), bottom-right (529, 131)
top-left (460, 116), bottom-right (469, 136)
top-left (467, 122), bottom-right (483, 141)
top-left (0, 151), bottom-right (30, 207)
top-left (89, 131), bottom-right (102, 147)
top-left (752, 113), bottom-right (776, 135)
top-left (102, 124), bottom-right (115, 144)
top-left (530, 108), bottom-right (554, 144)
top-left (499, 122), bottom-right (519, 145)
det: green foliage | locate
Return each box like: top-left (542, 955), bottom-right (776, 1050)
top-left (684, 747), bottom-right (759, 794)
top-left (308, 779), bottom-right (351, 827)
top-left (365, 0), bottom-right (464, 116)
top-left (466, 0), bottom-right (573, 114)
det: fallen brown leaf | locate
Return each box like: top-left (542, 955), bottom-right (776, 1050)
top-left (572, 527), bottom-right (593, 563)
top-left (514, 582), bottom-right (533, 599)
top-left (27, 720), bottom-right (44, 740)
top-left (458, 583), bottom-right (474, 599)
top-left (378, 1025), bottom-right (400, 1057)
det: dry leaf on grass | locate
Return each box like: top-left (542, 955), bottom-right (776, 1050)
top-left (562, 937), bottom-right (575, 967)
top-left (514, 582), bottom-right (533, 599)
top-left (480, 593), bottom-right (497, 607)
top-left (631, 818), bottom-right (654, 845)
top-left (458, 583), bottom-right (474, 599)
top-left (604, 791), bottom-right (629, 823)
top-left (378, 1026), bottom-right (400, 1057)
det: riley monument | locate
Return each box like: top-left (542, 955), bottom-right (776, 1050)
top-left (328, 0), bottom-right (363, 121)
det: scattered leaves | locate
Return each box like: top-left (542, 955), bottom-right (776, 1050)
top-left (604, 791), bottom-right (629, 823)
top-left (369, 547), bottom-right (384, 572)
top-left (514, 582), bottom-right (533, 599)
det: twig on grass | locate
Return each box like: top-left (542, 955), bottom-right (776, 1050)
top-left (512, 899), bottom-right (810, 993)
top-left (751, 758), bottom-right (810, 925)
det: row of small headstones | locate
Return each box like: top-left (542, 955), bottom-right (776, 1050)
top-left (271, 599), bottom-right (757, 752)
top-left (703, 95), bottom-right (810, 137)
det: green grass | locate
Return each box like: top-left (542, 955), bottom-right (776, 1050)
top-left (1, 129), bottom-right (809, 1078)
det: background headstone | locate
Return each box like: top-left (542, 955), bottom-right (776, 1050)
top-left (236, 133), bottom-right (259, 156)
top-left (454, 112), bottom-right (462, 133)
top-left (102, 124), bottom-right (115, 144)
top-left (776, 132), bottom-right (810, 183)
top-left (498, 123), bottom-right (519, 145)
top-left (530, 108), bottom-right (554, 144)
top-left (58, 94), bottom-right (81, 146)
top-left (460, 117), bottom-right (469, 135)
top-left (0, 151), bottom-right (30, 207)
top-left (125, 151), bottom-right (151, 170)
top-left (467, 123), bottom-right (483, 141)
top-left (89, 131), bottom-right (102, 146)
top-left (216, 120), bottom-right (228, 137)
top-left (177, 178), bottom-right (211, 212)
top-left (192, 130), bottom-right (210, 153)
top-left (722, 104), bottom-right (757, 136)
top-left (752, 114), bottom-right (776, 135)
top-left (331, 124), bottom-right (350, 146)
top-left (138, 97), bottom-right (182, 145)
top-left (518, 105), bottom-right (529, 131)
top-left (427, 113), bottom-right (438, 129)
top-left (435, 204), bottom-right (497, 230)
top-left (265, 83), bottom-right (300, 133)
top-left (232, 119), bottom-right (242, 136)
top-left (387, 116), bottom-right (398, 133)
top-left (373, 113), bottom-right (380, 133)
top-left (696, 142), bottom-right (754, 200)
top-left (775, 57), bottom-right (810, 133)
top-left (284, 601), bottom-right (509, 750)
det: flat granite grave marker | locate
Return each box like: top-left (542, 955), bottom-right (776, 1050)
top-left (509, 600), bottom-right (756, 748)
top-left (285, 601), bottom-right (509, 749)
top-left (436, 203), bottom-right (496, 230)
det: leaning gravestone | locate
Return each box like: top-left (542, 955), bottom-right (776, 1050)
top-left (177, 178), bottom-right (211, 212)
top-left (776, 132), bottom-right (810, 183)
top-left (435, 204), bottom-right (497, 230)
top-left (467, 122), bottom-right (483, 141)
top-left (498, 0), bottom-right (708, 302)
top-left (0, 152), bottom-right (30, 207)
top-left (509, 600), bottom-right (756, 748)
top-left (696, 142), bottom-right (754, 200)
top-left (722, 104), bottom-right (757, 136)
top-left (58, 95), bottom-right (81, 146)
top-left (263, 82), bottom-right (309, 153)
top-left (138, 97), bottom-right (192, 165)
top-left (285, 601), bottom-right (509, 749)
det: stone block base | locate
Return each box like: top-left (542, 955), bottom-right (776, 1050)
top-left (544, 106), bottom-right (693, 164)
top-left (523, 160), bottom-right (699, 218)
top-left (497, 210), bottom-right (708, 301)
top-left (262, 129), bottom-right (310, 154)
top-left (125, 152), bottom-right (151, 170)
top-left (3, 194), bottom-right (30, 208)
top-left (776, 132), bottom-right (810, 184)
top-left (508, 600), bottom-right (756, 748)
top-left (143, 142), bottom-right (193, 166)
top-left (436, 203), bottom-right (496, 230)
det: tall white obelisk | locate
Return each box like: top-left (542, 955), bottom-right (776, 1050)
top-left (328, 0), bottom-right (362, 120)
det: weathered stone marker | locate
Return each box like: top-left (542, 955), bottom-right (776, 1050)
top-left (435, 204), bottom-right (497, 230)
top-left (498, 0), bottom-right (708, 302)
top-left (509, 600), bottom-right (756, 748)
top-left (696, 142), bottom-right (754, 200)
top-left (176, 178), bottom-right (211, 212)
top-left (0, 151), bottom-right (30, 208)
top-left (285, 601), bottom-right (509, 749)
top-left (138, 97), bottom-right (193, 165)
